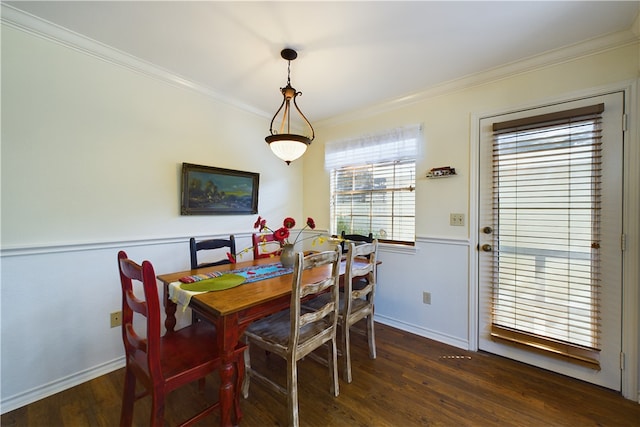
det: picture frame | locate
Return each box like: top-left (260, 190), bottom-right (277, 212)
top-left (180, 163), bottom-right (259, 215)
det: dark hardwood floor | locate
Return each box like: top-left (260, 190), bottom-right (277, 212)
top-left (2, 323), bottom-right (639, 426)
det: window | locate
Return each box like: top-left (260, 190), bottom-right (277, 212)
top-left (325, 125), bottom-right (420, 244)
top-left (490, 104), bottom-right (604, 367)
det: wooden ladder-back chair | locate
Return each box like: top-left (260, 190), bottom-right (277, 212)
top-left (189, 235), bottom-right (236, 269)
top-left (117, 250), bottom-right (246, 427)
top-left (340, 231), bottom-right (374, 290)
top-left (241, 247), bottom-right (342, 427)
top-left (252, 232), bottom-right (282, 259)
top-left (304, 240), bottom-right (378, 383)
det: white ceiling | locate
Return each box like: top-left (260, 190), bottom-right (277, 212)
top-left (5, 1), bottom-right (639, 122)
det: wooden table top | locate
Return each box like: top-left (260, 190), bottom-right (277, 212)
top-left (157, 256), bottom-right (352, 317)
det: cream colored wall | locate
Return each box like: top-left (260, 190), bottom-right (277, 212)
top-left (306, 45), bottom-right (638, 239)
top-left (0, 25), bottom-right (305, 411)
top-left (1, 17), bottom-right (638, 412)
top-left (304, 43), bottom-right (639, 398)
top-left (1, 26), bottom-right (303, 249)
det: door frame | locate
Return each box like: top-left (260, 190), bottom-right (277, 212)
top-left (469, 81), bottom-right (639, 401)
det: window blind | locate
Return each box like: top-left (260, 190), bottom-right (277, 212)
top-left (325, 124), bottom-right (421, 170)
top-left (326, 125), bottom-right (420, 243)
top-left (490, 104), bottom-right (604, 368)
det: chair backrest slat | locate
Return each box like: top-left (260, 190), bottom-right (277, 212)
top-left (340, 231), bottom-right (373, 254)
top-left (190, 235), bottom-right (236, 269)
top-left (344, 240), bottom-right (378, 315)
top-left (288, 247), bottom-right (341, 357)
top-left (118, 251), bottom-right (162, 379)
top-left (252, 233), bottom-right (282, 259)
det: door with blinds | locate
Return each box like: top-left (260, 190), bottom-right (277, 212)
top-left (478, 92), bottom-right (624, 390)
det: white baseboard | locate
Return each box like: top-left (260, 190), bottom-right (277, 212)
top-left (1, 356), bottom-right (125, 414)
top-left (375, 314), bottom-right (469, 350)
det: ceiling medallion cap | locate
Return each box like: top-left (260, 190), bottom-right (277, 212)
top-left (281, 48), bottom-right (298, 61)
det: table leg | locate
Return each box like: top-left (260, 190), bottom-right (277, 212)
top-left (217, 313), bottom-right (241, 427)
top-left (163, 283), bottom-right (177, 332)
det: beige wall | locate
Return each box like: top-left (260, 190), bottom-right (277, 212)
top-left (304, 42), bottom-right (639, 399)
top-left (1, 15), bottom-right (638, 412)
top-left (1, 26), bottom-right (305, 249)
top-left (1, 24), bottom-right (307, 410)
top-left (305, 45), bottom-right (638, 240)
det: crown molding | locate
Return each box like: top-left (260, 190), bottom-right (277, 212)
top-left (2, 3), bottom-right (637, 127)
top-left (0, 3), bottom-right (270, 119)
top-left (317, 29), bottom-right (640, 127)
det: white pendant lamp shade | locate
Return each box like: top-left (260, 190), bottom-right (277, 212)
top-left (266, 48), bottom-right (315, 165)
top-left (266, 135), bottom-right (310, 164)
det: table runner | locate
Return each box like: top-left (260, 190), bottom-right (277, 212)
top-left (179, 262), bottom-right (293, 284)
top-left (169, 262), bottom-right (293, 310)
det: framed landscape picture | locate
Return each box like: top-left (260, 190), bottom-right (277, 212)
top-left (180, 163), bottom-right (259, 215)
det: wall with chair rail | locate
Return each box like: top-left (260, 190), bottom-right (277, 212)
top-left (0, 16), bottom-right (306, 412)
top-left (2, 6), bottom-right (639, 413)
top-left (308, 37), bottom-right (640, 401)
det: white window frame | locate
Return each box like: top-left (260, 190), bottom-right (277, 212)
top-left (325, 125), bottom-right (421, 244)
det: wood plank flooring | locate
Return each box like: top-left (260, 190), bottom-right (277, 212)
top-left (2, 323), bottom-right (639, 426)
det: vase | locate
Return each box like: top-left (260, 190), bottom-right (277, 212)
top-left (279, 243), bottom-right (296, 268)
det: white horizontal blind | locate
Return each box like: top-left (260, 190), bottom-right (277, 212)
top-left (326, 126), bottom-right (420, 243)
top-left (490, 104), bottom-right (603, 365)
top-left (325, 125), bottom-right (421, 170)
top-left (331, 160), bottom-right (415, 242)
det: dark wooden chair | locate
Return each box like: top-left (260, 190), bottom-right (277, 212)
top-left (189, 235), bottom-right (236, 269)
top-left (340, 230), bottom-right (373, 254)
top-left (252, 233), bottom-right (282, 259)
top-left (242, 247), bottom-right (342, 427)
top-left (304, 240), bottom-right (378, 383)
top-left (117, 250), bottom-right (246, 427)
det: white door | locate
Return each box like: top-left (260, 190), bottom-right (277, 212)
top-left (478, 92), bottom-right (624, 390)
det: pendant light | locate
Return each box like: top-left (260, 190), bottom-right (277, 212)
top-left (265, 48), bottom-right (315, 165)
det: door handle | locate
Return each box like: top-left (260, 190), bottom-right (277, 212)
top-left (483, 226), bottom-right (493, 234)
top-left (481, 244), bottom-right (492, 252)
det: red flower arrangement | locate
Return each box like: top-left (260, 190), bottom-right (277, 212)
top-left (254, 215), bottom-right (318, 246)
top-left (234, 216), bottom-right (329, 261)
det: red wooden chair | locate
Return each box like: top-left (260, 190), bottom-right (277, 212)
top-left (252, 233), bottom-right (282, 259)
top-left (117, 250), bottom-right (246, 427)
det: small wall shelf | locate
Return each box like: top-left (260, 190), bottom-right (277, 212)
top-left (426, 166), bottom-right (457, 179)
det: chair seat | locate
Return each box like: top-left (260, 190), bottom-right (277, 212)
top-left (304, 293), bottom-right (369, 318)
top-left (351, 277), bottom-right (369, 291)
top-left (245, 308), bottom-right (333, 351)
top-left (159, 322), bottom-right (220, 382)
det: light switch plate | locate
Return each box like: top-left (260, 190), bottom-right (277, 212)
top-left (450, 213), bottom-right (465, 226)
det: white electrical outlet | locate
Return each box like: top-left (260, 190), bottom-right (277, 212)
top-left (423, 291), bottom-right (431, 305)
top-left (450, 213), bottom-right (465, 226)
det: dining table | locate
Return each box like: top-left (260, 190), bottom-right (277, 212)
top-left (156, 254), bottom-right (371, 427)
